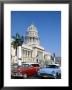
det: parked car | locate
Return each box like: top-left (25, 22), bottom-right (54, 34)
top-left (11, 63), bottom-right (40, 78)
top-left (37, 64), bottom-right (61, 79)
top-left (11, 63), bottom-right (18, 69)
top-left (11, 63), bottom-right (19, 76)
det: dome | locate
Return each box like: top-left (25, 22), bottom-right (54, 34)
top-left (27, 23), bottom-right (38, 32)
top-left (24, 23), bottom-right (40, 45)
top-left (26, 23), bottom-right (39, 38)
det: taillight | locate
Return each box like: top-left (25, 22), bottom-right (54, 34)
top-left (18, 68), bottom-right (20, 71)
top-left (17, 68), bottom-right (21, 72)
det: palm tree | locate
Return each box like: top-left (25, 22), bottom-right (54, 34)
top-left (11, 33), bottom-right (24, 56)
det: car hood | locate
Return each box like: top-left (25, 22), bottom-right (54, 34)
top-left (39, 68), bottom-right (60, 74)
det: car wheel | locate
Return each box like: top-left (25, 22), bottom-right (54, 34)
top-left (56, 73), bottom-right (61, 79)
top-left (56, 72), bottom-right (60, 79)
top-left (23, 73), bottom-right (27, 79)
top-left (52, 71), bottom-right (56, 79)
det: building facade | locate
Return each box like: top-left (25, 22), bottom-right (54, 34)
top-left (11, 24), bottom-right (53, 65)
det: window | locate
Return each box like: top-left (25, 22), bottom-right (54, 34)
top-left (46, 65), bottom-right (59, 68)
top-left (31, 64), bottom-right (39, 67)
top-left (22, 64), bottom-right (29, 67)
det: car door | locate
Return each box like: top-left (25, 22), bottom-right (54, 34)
top-left (22, 64), bottom-right (30, 75)
top-left (31, 64), bottom-right (39, 74)
top-left (27, 64), bottom-right (35, 76)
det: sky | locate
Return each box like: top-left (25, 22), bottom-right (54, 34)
top-left (11, 11), bottom-right (61, 57)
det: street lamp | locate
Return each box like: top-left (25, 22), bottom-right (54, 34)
top-left (36, 54), bottom-right (39, 63)
top-left (53, 53), bottom-right (55, 64)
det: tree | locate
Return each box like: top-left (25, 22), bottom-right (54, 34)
top-left (11, 33), bottom-right (24, 56)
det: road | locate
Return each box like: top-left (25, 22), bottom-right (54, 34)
top-left (11, 75), bottom-right (61, 79)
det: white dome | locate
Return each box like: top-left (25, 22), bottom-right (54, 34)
top-left (24, 23), bottom-right (40, 45)
top-left (27, 24), bottom-right (38, 32)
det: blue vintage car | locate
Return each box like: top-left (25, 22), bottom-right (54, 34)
top-left (37, 64), bottom-right (61, 79)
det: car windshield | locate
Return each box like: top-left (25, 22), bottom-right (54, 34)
top-left (46, 65), bottom-right (59, 68)
top-left (11, 64), bottom-right (18, 68)
top-left (22, 64), bottom-right (29, 67)
top-left (31, 64), bottom-right (39, 67)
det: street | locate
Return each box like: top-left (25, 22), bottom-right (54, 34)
top-left (11, 74), bottom-right (61, 79)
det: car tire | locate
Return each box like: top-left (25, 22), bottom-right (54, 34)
top-left (52, 71), bottom-right (56, 79)
top-left (23, 73), bottom-right (28, 79)
top-left (56, 73), bottom-right (61, 79)
top-left (56, 73), bottom-right (59, 79)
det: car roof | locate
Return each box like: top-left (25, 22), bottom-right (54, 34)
top-left (52, 64), bottom-right (59, 66)
top-left (48, 64), bottom-right (60, 66)
top-left (22, 62), bottom-right (39, 65)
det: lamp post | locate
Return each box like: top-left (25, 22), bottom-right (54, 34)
top-left (36, 54), bottom-right (39, 63)
top-left (53, 53), bottom-right (55, 64)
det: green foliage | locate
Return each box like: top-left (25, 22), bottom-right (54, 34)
top-left (11, 33), bottom-right (24, 55)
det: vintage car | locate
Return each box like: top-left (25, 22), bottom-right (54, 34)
top-left (37, 64), bottom-right (61, 79)
top-left (11, 63), bottom-right (40, 78)
top-left (11, 63), bottom-right (19, 76)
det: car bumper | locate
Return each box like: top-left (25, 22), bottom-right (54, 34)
top-left (11, 72), bottom-right (23, 77)
top-left (37, 73), bottom-right (55, 78)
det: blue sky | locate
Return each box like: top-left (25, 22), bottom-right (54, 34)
top-left (11, 11), bottom-right (61, 57)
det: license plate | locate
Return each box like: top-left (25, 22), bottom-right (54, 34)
top-left (43, 75), bottom-right (48, 78)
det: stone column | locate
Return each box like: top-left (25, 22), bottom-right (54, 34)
top-left (30, 51), bottom-right (32, 58)
top-left (28, 51), bottom-right (29, 57)
top-left (25, 50), bottom-right (26, 57)
top-left (25, 50), bottom-right (27, 57)
top-left (31, 37), bottom-right (33, 44)
top-left (30, 51), bottom-right (31, 58)
top-left (17, 46), bottom-right (22, 58)
top-left (23, 50), bottom-right (26, 57)
top-left (29, 37), bottom-right (30, 44)
top-left (30, 37), bottom-right (31, 43)
top-left (24, 50), bottom-right (25, 57)
top-left (36, 38), bottom-right (37, 44)
top-left (34, 38), bottom-right (35, 44)
top-left (17, 46), bottom-right (22, 66)
top-left (28, 51), bottom-right (30, 58)
top-left (27, 50), bottom-right (28, 58)
top-left (34, 38), bottom-right (36, 44)
top-left (37, 38), bottom-right (38, 44)
top-left (32, 38), bottom-right (33, 43)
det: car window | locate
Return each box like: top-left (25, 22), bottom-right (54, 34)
top-left (46, 65), bottom-right (59, 68)
top-left (11, 64), bottom-right (18, 68)
top-left (22, 64), bottom-right (29, 67)
top-left (31, 64), bottom-right (39, 67)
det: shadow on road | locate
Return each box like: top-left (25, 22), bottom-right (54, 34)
top-left (11, 75), bottom-right (61, 79)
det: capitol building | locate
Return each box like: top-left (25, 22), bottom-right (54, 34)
top-left (11, 24), bottom-right (53, 65)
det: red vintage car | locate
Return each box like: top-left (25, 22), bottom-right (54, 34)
top-left (11, 63), bottom-right (40, 78)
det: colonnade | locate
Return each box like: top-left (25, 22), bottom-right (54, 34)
top-left (22, 49), bottom-right (32, 58)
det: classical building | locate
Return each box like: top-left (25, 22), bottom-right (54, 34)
top-left (11, 24), bottom-right (53, 65)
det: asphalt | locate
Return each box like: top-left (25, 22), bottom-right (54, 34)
top-left (11, 75), bottom-right (61, 79)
